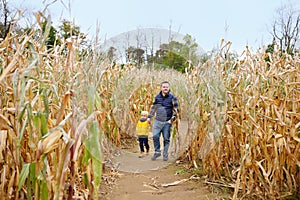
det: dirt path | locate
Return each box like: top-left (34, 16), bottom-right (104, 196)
top-left (102, 165), bottom-right (222, 200)
top-left (99, 120), bottom-right (229, 199)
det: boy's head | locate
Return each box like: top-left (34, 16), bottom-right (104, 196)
top-left (141, 111), bottom-right (148, 118)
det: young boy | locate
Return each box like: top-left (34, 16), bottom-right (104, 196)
top-left (136, 110), bottom-right (150, 158)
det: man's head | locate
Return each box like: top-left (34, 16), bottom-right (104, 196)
top-left (160, 81), bottom-right (170, 96)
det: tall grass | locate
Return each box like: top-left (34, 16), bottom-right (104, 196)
top-left (185, 41), bottom-right (300, 199)
top-left (0, 15), bottom-right (125, 198)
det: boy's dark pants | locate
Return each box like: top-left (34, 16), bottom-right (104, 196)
top-left (138, 137), bottom-right (149, 152)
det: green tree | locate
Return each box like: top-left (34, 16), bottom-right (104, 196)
top-left (181, 34), bottom-right (199, 65)
top-left (58, 19), bottom-right (81, 39)
top-left (162, 50), bottom-right (188, 73)
top-left (152, 34), bottom-right (199, 73)
top-left (41, 20), bottom-right (60, 49)
top-left (265, 38), bottom-right (276, 62)
top-left (107, 46), bottom-right (117, 63)
top-left (158, 35), bottom-right (199, 63)
top-left (57, 19), bottom-right (88, 58)
top-left (126, 46), bottom-right (145, 67)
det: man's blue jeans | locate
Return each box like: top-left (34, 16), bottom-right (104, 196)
top-left (152, 120), bottom-right (172, 157)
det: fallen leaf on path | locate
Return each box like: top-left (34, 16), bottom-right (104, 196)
top-left (161, 175), bottom-right (200, 187)
top-left (143, 183), bottom-right (160, 190)
top-left (161, 179), bottom-right (189, 187)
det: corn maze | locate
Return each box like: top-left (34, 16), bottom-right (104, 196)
top-left (0, 19), bottom-right (299, 200)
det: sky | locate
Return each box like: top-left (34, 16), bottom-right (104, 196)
top-left (11, 0), bottom-right (300, 54)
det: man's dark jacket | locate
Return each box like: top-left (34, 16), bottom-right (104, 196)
top-left (148, 91), bottom-right (179, 122)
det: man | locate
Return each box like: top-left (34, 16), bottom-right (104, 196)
top-left (147, 81), bottom-right (179, 161)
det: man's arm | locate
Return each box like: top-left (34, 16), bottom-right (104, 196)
top-left (171, 96), bottom-right (179, 121)
top-left (147, 97), bottom-right (158, 122)
top-left (147, 104), bottom-right (157, 121)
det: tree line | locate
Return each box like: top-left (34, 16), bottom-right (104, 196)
top-left (1, 0), bottom-right (299, 72)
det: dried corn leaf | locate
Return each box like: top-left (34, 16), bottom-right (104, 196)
top-left (39, 130), bottom-right (63, 154)
top-left (0, 130), bottom-right (7, 162)
top-left (0, 114), bottom-right (13, 130)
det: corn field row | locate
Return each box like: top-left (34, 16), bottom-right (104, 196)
top-left (186, 42), bottom-right (300, 199)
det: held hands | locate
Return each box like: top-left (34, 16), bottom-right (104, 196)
top-left (169, 116), bottom-right (176, 124)
top-left (147, 118), bottom-right (173, 124)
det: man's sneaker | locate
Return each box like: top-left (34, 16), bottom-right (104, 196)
top-left (151, 152), bottom-right (161, 160)
top-left (163, 155), bottom-right (168, 161)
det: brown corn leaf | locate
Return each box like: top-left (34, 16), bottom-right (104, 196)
top-left (0, 114), bottom-right (13, 130)
top-left (0, 130), bottom-right (7, 162)
top-left (39, 130), bottom-right (63, 154)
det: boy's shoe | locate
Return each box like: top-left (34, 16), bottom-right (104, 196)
top-left (138, 152), bottom-right (144, 158)
top-left (151, 152), bottom-right (161, 160)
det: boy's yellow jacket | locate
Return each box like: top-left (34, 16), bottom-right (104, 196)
top-left (136, 120), bottom-right (149, 136)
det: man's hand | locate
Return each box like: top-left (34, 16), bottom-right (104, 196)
top-left (147, 118), bottom-right (151, 123)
